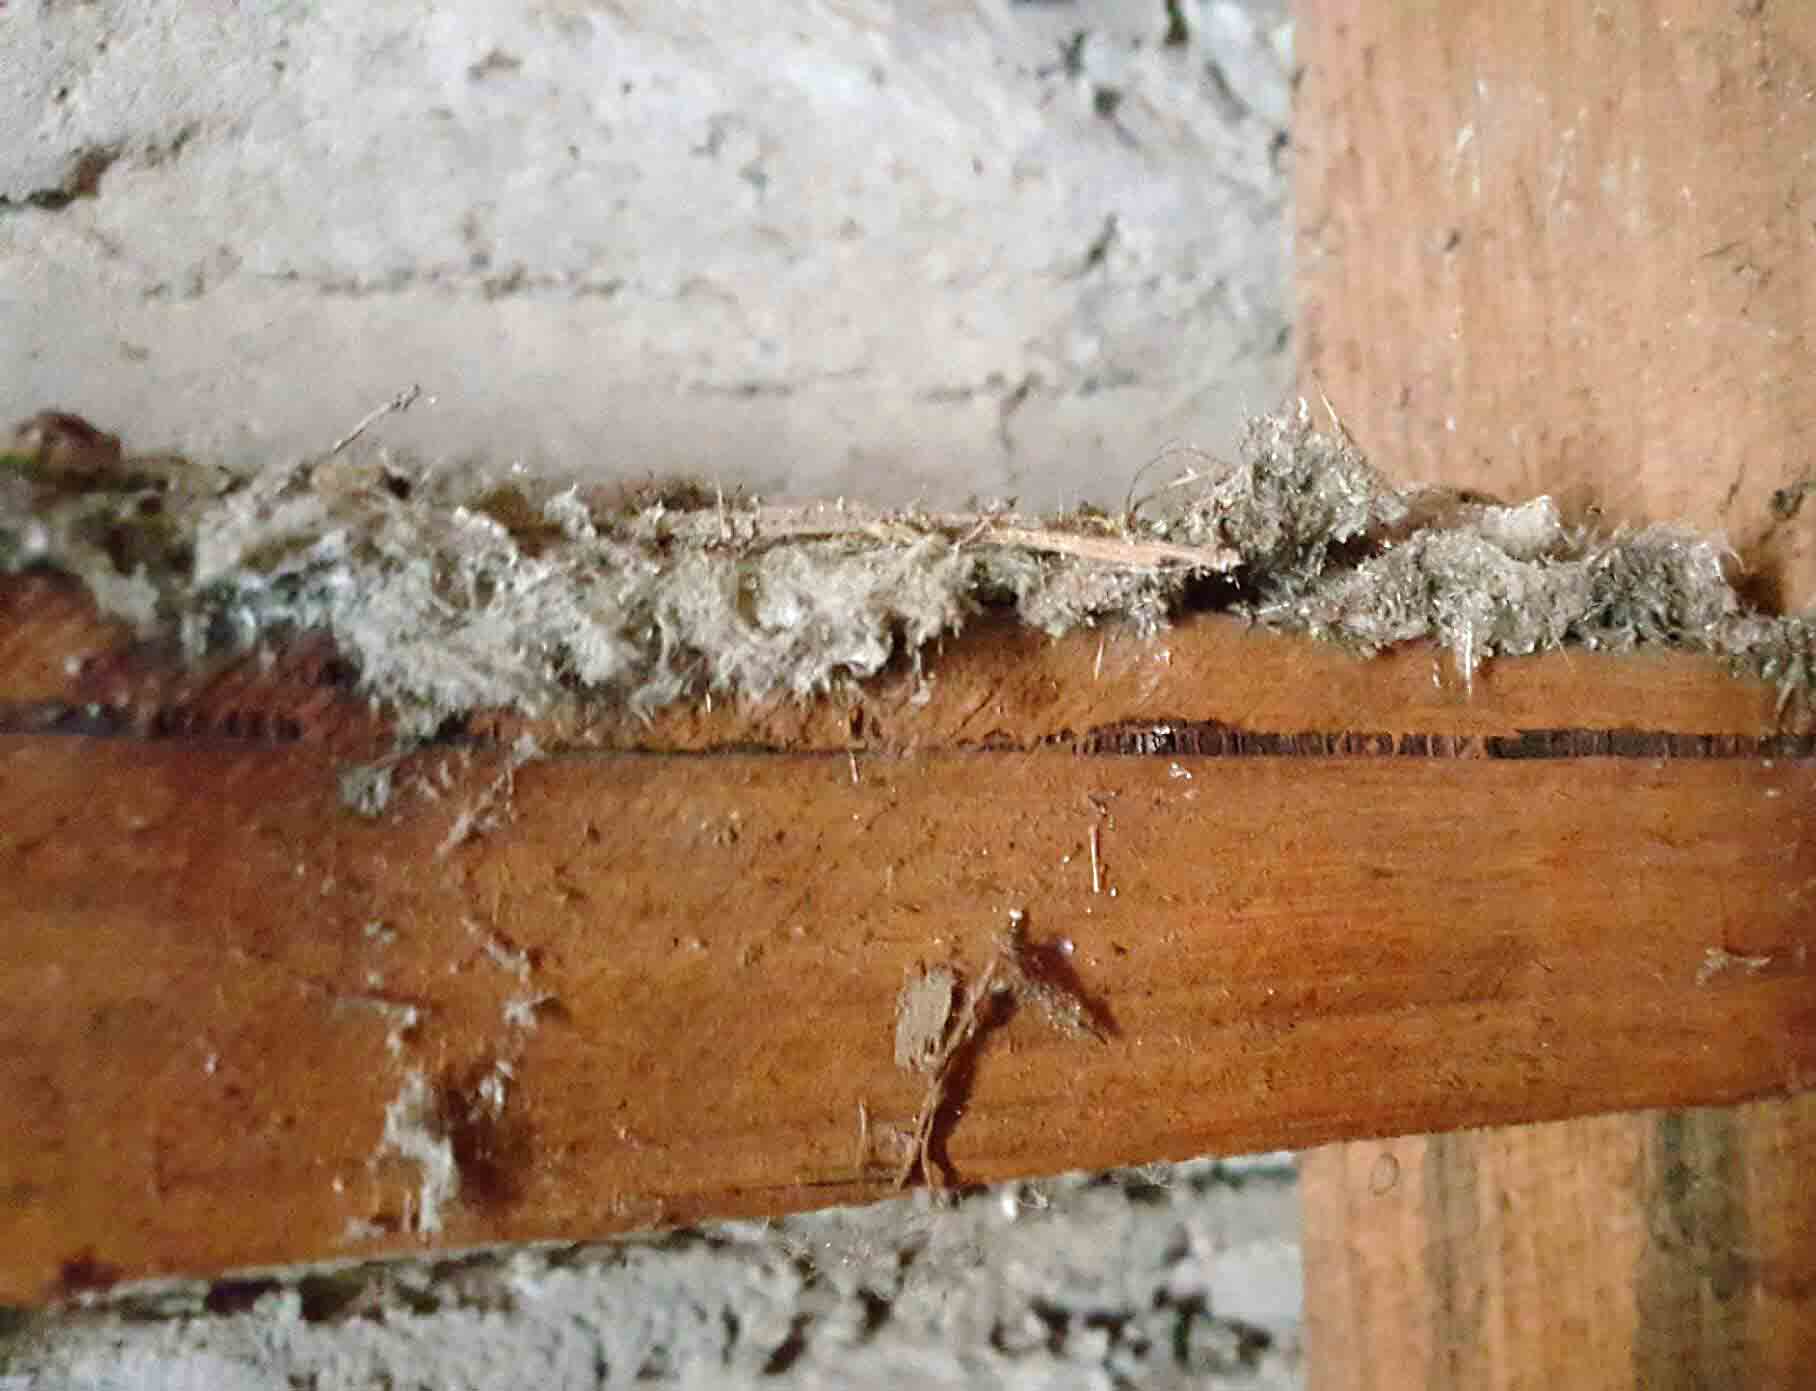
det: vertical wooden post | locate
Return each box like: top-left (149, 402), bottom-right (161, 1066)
top-left (1296, 0), bottom-right (1816, 1383)
top-left (1297, 0), bottom-right (1816, 608)
top-left (1303, 1103), bottom-right (1816, 1388)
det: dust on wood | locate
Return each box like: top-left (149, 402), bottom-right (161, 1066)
top-left (892, 913), bottom-right (1105, 1194)
top-left (435, 733), bottom-right (541, 858)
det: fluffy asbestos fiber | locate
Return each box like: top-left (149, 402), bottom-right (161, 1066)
top-left (4, 401), bottom-right (1812, 731)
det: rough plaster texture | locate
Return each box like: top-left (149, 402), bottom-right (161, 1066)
top-left (1, 0), bottom-right (1291, 510)
top-left (4, 1160), bottom-right (1301, 1389)
top-left (1, 0), bottom-right (1300, 1384)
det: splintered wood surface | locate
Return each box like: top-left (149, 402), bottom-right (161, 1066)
top-left (2, 577), bottom-right (1814, 1304)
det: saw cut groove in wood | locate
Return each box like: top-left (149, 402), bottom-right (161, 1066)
top-left (1078, 722), bottom-right (1816, 761)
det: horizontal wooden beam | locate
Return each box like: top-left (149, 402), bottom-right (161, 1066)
top-left (1295, 0), bottom-right (1816, 612)
top-left (2, 578), bottom-right (1813, 1303)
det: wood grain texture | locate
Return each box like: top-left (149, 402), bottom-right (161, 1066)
top-left (3, 587), bottom-right (1815, 1304)
top-left (1297, 0), bottom-right (1816, 611)
top-left (1296, 1), bottom-right (1816, 1383)
top-left (1303, 1096), bottom-right (1816, 1390)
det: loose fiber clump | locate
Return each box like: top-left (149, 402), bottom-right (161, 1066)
top-left (5, 400), bottom-right (1813, 728)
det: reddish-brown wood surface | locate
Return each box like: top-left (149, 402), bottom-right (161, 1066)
top-left (3, 575), bottom-right (1814, 1304)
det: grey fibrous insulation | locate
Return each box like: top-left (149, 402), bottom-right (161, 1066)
top-left (376, 1070), bottom-right (458, 1237)
top-left (4, 400), bottom-right (1814, 730)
